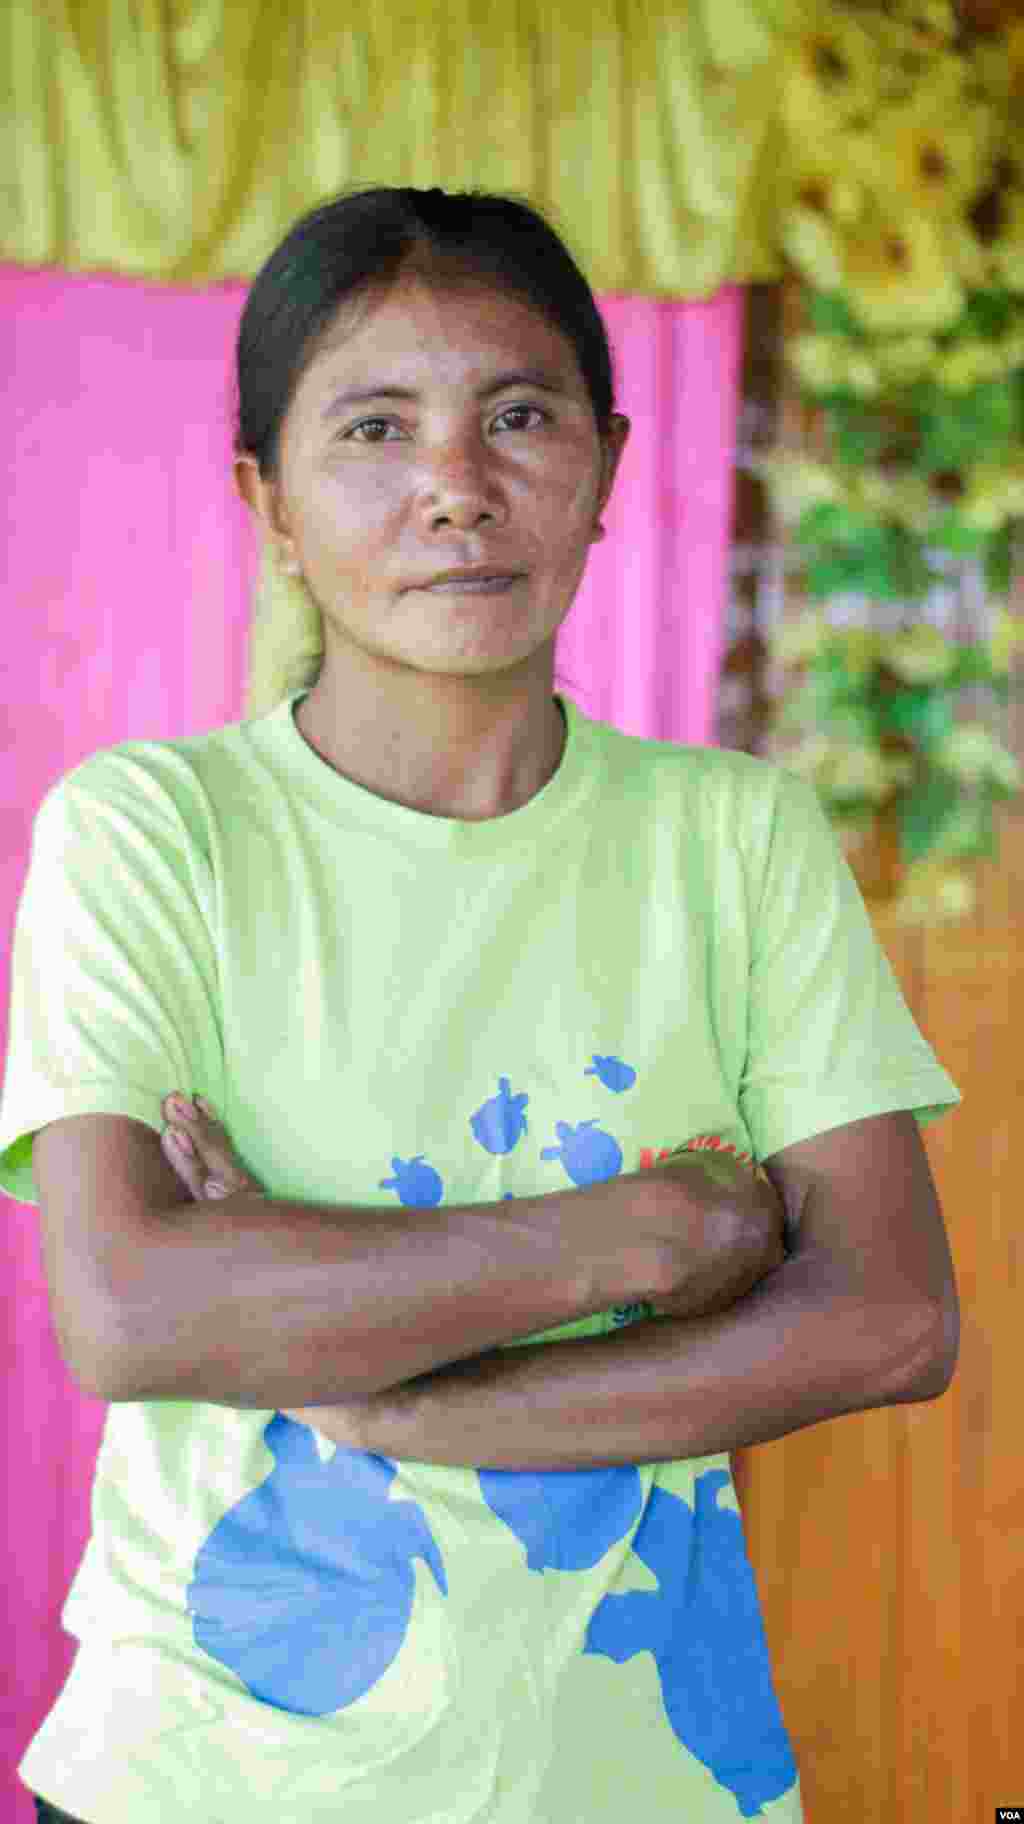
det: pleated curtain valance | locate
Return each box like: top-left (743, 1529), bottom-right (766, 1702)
top-left (1, 0), bottom-right (801, 295)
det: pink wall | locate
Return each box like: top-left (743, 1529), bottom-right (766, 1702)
top-left (0, 262), bottom-right (744, 1820)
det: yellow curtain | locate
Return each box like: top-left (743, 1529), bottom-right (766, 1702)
top-left (1, 0), bottom-right (802, 295)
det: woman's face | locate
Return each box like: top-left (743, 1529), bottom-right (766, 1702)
top-left (237, 272), bottom-right (629, 682)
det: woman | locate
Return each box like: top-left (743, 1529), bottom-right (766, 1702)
top-left (1, 185), bottom-right (960, 1823)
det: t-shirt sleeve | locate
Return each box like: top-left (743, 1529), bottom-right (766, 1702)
top-left (737, 765), bottom-right (962, 1162)
top-left (0, 752), bottom-right (224, 1207)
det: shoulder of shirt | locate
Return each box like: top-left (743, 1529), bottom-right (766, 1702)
top-left (581, 707), bottom-right (809, 804)
top-left (36, 705), bottom-right (263, 824)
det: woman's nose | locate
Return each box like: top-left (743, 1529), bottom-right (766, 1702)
top-left (420, 440), bottom-right (506, 521)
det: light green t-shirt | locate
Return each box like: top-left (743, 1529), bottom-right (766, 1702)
top-left (1, 687), bottom-right (960, 1823)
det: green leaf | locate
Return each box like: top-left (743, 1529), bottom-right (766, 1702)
top-left (807, 291), bottom-right (865, 341)
top-left (826, 703), bottom-right (880, 743)
top-left (928, 518), bottom-right (992, 557)
top-left (805, 553), bottom-right (862, 597)
top-left (862, 544), bottom-right (935, 602)
top-left (984, 528), bottom-right (1014, 600)
top-left (929, 794), bottom-right (999, 861)
top-left (864, 557), bottom-right (908, 600)
top-left (916, 379), bottom-right (1019, 470)
top-left (883, 535), bottom-right (938, 602)
top-left (879, 690), bottom-right (956, 745)
top-left (811, 661), bottom-right (873, 723)
top-left (824, 402), bottom-right (888, 468)
top-left (897, 772), bottom-right (963, 862)
top-left (794, 501), bottom-right (855, 547)
top-left (946, 645), bottom-right (999, 687)
top-left (953, 288), bottom-right (1016, 343)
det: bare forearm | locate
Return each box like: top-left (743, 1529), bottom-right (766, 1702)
top-left (102, 1170), bottom-right (668, 1406)
top-left (339, 1251), bottom-right (947, 1470)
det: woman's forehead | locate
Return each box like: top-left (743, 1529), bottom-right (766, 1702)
top-left (304, 275), bottom-right (574, 392)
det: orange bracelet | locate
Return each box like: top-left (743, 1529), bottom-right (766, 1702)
top-left (654, 1135), bottom-right (772, 1186)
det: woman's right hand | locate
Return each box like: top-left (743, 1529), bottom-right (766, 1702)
top-left (643, 1148), bottom-right (787, 1322)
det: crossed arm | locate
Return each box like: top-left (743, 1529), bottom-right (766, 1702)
top-left (283, 1111), bottom-right (960, 1469)
top-left (163, 1096), bottom-right (958, 1469)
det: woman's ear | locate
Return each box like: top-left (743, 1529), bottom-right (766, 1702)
top-left (599, 415), bottom-right (630, 511)
top-left (234, 455), bottom-right (293, 550)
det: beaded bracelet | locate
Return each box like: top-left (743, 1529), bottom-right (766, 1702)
top-left (652, 1135), bottom-right (772, 1187)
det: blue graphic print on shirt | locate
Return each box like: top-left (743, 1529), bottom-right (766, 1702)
top-left (380, 1057), bottom-right (631, 1208)
top-left (186, 1415), bottom-right (447, 1717)
top-left (470, 1075), bottom-right (530, 1151)
top-left (540, 1118), bottom-right (624, 1184)
top-left (581, 1469), bottom-right (798, 1818)
top-left (584, 1054), bottom-right (638, 1092)
top-left (475, 1462), bottom-right (795, 1817)
top-left (378, 1155), bottom-right (445, 1204)
top-left (476, 1463), bottom-right (645, 1572)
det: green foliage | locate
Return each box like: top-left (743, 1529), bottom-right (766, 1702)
top-left (877, 688), bottom-right (956, 745)
top-left (909, 378), bottom-right (1020, 472)
top-left (936, 288), bottom-right (1016, 345)
top-left (775, 662), bottom-right (877, 738)
top-left (985, 527), bottom-right (1014, 600)
top-left (897, 772), bottom-right (963, 862)
top-left (822, 396), bottom-right (891, 466)
top-left (927, 517), bottom-right (993, 557)
top-left (766, 281), bottom-right (1024, 921)
top-left (898, 779), bottom-right (998, 863)
top-left (806, 291), bottom-right (867, 341)
top-left (801, 517), bottom-right (937, 602)
top-left (945, 642), bottom-right (1002, 688)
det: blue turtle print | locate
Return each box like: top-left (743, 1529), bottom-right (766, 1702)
top-left (540, 1119), bottom-right (623, 1186)
top-left (379, 1155), bottom-right (444, 1205)
top-left (470, 1076), bottom-right (530, 1153)
top-left (582, 1468), bottom-right (799, 1817)
top-left (187, 1414), bottom-right (447, 1716)
top-left (583, 1054), bottom-right (637, 1093)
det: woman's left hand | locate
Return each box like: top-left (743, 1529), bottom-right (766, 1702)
top-left (159, 1092), bottom-right (267, 1202)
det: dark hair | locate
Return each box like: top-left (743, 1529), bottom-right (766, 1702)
top-left (234, 183), bottom-right (615, 479)
top-left (235, 184), bottom-right (615, 714)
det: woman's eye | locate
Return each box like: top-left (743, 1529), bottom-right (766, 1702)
top-left (494, 405), bottom-right (549, 431)
top-left (345, 418), bottom-right (395, 442)
top-left (342, 404), bottom-right (550, 443)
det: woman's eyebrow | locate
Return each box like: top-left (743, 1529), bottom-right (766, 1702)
top-left (321, 368), bottom-right (569, 421)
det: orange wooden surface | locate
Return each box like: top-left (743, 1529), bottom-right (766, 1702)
top-left (733, 804), bottom-right (1024, 1821)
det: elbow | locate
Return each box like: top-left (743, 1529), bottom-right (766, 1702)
top-left (68, 1288), bottom-right (172, 1404)
top-left (924, 1295), bottom-right (961, 1398)
top-left (74, 1317), bottom-right (141, 1403)
top-left (47, 1288), bottom-right (126, 1401)
top-left (888, 1291), bottom-right (960, 1403)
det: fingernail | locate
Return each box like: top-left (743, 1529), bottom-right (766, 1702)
top-left (167, 1128), bottom-right (194, 1156)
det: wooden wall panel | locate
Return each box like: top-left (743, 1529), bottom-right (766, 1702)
top-left (734, 804), bottom-right (1024, 1822)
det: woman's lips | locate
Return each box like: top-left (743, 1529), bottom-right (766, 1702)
top-left (418, 575), bottom-right (525, 594)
